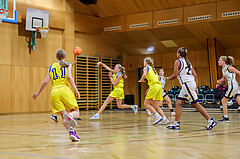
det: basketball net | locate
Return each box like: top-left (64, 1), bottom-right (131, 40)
top-left (0, 9), bottom-right (8, 23)
top-left (36, 27), bottom-right (49, 38)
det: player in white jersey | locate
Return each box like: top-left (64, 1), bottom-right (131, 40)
top-left (218, 56), bottom-right (240, 122)
top-left (158, 67), bottom-right (175, 116)
top-left (166, 47), bottom-right (217, 130)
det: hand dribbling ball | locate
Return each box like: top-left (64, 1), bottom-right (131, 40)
top-left (73, 47), bottom-right (82, 56)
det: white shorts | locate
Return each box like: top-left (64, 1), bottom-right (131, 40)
top-left (225, 83), bottom-right (240, 99)
top-left (178, 81), bottom-right (198, 104)
top-left (162, 89), bottom-right (167, 98)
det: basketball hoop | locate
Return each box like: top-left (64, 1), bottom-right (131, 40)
top-left (36, 27), bottom-right (49, 38)
top-left (0, 9), bottom-right (8, 23)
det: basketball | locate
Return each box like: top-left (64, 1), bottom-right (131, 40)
top-left (73, 47), bottom-right (82, 56)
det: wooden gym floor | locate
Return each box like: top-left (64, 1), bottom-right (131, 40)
top-left (0, 110), bottom-right (239, 159)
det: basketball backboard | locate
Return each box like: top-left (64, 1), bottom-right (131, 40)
top-left (26, 8), bottom-right (49, 31)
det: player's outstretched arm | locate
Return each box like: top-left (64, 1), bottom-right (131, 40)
top-left (97, 62), bottom-right (114, 73)
top-left (229, 66), bottom-right (240, 76)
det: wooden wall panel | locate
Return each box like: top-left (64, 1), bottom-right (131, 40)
top-left (74, 32), bottom-right (120, 58)
top-left (231, 48), bottom-right (240, 66)
top-left (153, 7), bottom-right (183, 28)
top-left (194, 67), bottom-right (211, 88)
top-left (75, 13), bottom-right (101, 34)
top-left (10, 66), bottom-right (30, 113)
top-left (46, 29), bottom-right (63, 67)
top-left (0, 66), bottom-right (11, 113)
top-left (29, 67), bottom-right (49, 112)
top-left (217, 0), bottom-right (240, 20)
top-left (186, 51), bottom-right (196, 67)
top-left (195, 50), bottom-right (209, 67)
top-left (11, 24), bottom-right (30, 66)
top-left (162, 53), bottom-right (174, 69)
top-left (184, 3), bottom-right (217, 24)
top-left (126, 12), bottom-right (153, 31)
top-left (101, 16), bottom-right (126, 32)
top-left (0, 23), bottom-right (12, 65)
top-left (16, 0), bottom-right (65, 11)
top-left (152, 53), bottom-right (162, 67)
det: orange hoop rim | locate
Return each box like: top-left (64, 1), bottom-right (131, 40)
top-left (36, 27), bottom-right (49, 32)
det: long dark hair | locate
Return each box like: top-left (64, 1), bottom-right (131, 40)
top-left (56, 49), bottom-right (69, 67)
top-left (177, 47), bottom-right (191, 69)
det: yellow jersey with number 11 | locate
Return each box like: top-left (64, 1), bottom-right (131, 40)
top-left (49, 62), bottom-right (70, 89)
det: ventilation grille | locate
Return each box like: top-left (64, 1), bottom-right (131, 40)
top-left (157, 19), bottom-right (179, 25)
top-left (129, 23), bottom-right (149, 29)
top-left (188, 15), bottom-right (212, 21)
top-left (104, 26), bottom-right (122, 31)
top-left (222, 11), bottom-right (240, 17)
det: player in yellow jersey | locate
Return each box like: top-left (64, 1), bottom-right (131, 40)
top-left (139, 57), bottom-right (170, 125)
top-left (33, 49), bottom-right (80, 141)
top-left (90, 62), bottom-right (138, 119)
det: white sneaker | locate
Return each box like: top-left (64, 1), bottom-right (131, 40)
top-left (153, 117), bottom-right (163, 125)
top-left (131, 105), bottom-right (138, 114)
top-left (89, 113), bottom-right (99, 120)
top-left (160, 118), bottom-right (170, 125)
top-left (238, 106), bottom-right (240, 111)
top-left (63, 113), bottom-right (77, 128)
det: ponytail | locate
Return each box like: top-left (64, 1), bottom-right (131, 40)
top-left (220, 56), bottom-right (235, 65)
top-left (56, 49), bottom-right (69, 67)
top-left (60, 60), bottom-right (69, 67)
top-left (177, 47), bottom-right (191, 69)
top-left (144, 57), bottom-right (157, 74)
top-left (116, 64), bottom-right (127, 79)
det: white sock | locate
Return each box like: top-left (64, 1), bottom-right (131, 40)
top-left (162, 116), bottom-right (167, 120)
top-left (155, 113), bottom-right (161, 118)
top-left (208, 118), bottom-right (212, 122)
top-left (224, 115), bottom-right (228, 118)
top-left (68, 127), bottom-right (74, 132)
top-left (96, 113), bottom-right (99, 116)
top-left (174, 121), bottom-right (180, 125)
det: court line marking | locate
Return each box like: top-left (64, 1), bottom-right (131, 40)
top-left (0, 152), bottom-right (70, 159)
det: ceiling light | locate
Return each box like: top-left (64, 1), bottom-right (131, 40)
top-left (161, 40), bottom-right (178, 47)
top-left (147, 46), bottom-right (154, 52)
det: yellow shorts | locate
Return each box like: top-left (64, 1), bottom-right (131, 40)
top-left (109, 87), bottom-right (125, 99)
top-left (50, 86), bottom-right (79, 114)
top-left (146, 83), bottom-right (163, 101)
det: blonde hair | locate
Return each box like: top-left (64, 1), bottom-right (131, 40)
top-left (116, 64), bottom-right (127, 79)
top-left (56, 49), bottom-right (69, 67)
top-left (159, 66), bottom-right (164, 71)
top-left (144, 57), bottom-right (157, 74)
top-left (220, 56), bottom-right (235, 65)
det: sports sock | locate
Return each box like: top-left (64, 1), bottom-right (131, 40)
top-left (162, 116), bottom-right (167, 120)
top-left (174, 121), bottom-right (180, 125)
top-left (155, 113), bottom-right (161, 118)
top-left (68, 127), bottom-right (74, 132)
top-left (224, 115), bottom-right (229, 118)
